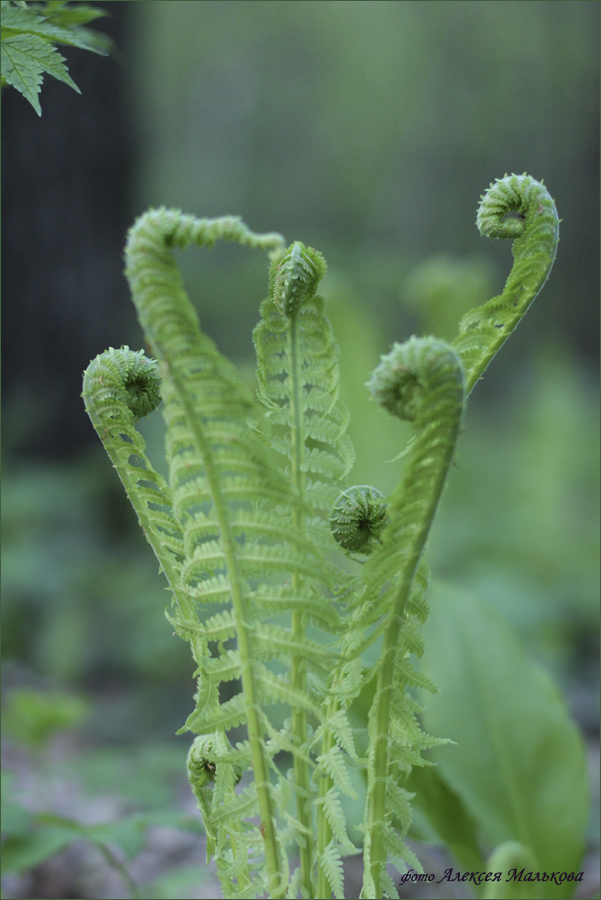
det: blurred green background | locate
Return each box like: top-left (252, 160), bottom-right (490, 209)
top-left (2, 2), bottom-right (599, 897)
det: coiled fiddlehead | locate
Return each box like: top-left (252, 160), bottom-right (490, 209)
top-left (83, 346), bottom-right (162, 420)
top-left (361, 336), bottom-right (465, 899)
top-left (270, 240), bottom-right (327, 317)
top-left (454, 173), bottom-right (559, 393)
top-left (329, 485), bottom-right (388, 555)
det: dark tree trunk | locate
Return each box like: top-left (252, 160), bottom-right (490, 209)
top-left (2, 1), bottom-right (137, 460)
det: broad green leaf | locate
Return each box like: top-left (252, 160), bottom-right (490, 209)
top-left (0, 798), bottom-right (32, 840)
top-left (37, 812), bottom-right (146, 860)
top-left (3, 687), bottom-right (88, 748)
top-left (420, 581), bottom-right (589, 899)
top-left (0, 824), bottom-right (77, 875)
top-left (483, 842), bottom-right (540, 899)
top-left (406, 763), bottom-right (485, 873)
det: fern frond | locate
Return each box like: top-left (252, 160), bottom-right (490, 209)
top-left (80, 346), bottom-right (204, 642)
top-left (379, 869), bottom-right (401, 900)
top-left (256, 670), bottom-right (324, 722)
top-left (201, 608), bottom-right (238, 643)
top-left (324, 709), bottom-right (358, 760)
top-left (254, 625), bottom-right (338, 671)
top-left (393, 658), bottom-right (437, 694)
top-left (361, 337), bottom-right (465, 898)
top-left (320, 842), bottom-right (347, 899)
top-left (382, 819), bottom-right (422, 874)
top-left (252, 241), bottom-right (358, 895)
top-left (211, 784), bottom-right (260, 827)
top-left (249, 583), bottom-right (341, 632)
top-left (317, 745), bottom-right (358, 800)
top-left (382, 780), bottom-right (413, 836)
top-left (315, 788), bottom-right (357, 853)
top-left (184, 690), bottom-right (248, 734)
top-left (254, 285), bottom-right (354, 511)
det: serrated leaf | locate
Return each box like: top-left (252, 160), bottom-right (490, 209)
top-left (1, 32), bottom-right (78, 114)
top-left (43, 3), bottom-right (108, 29)
top-left (1, 1), bottom-right (107, 53)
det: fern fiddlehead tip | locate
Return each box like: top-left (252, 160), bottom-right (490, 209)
top-left (270, 240), bottom-right (327, 317)
top-left (451, 173), bottom-right (559, 394)
top-left (476, 172), bottom-right (559, 246)
top-left (368, 335), bottom-right (463, 422)
top-left (330, 485), bottom-right (389, 555)
top-left (83, 346), bottom-right (161, 420)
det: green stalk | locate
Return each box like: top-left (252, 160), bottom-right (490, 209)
top-left (288, 314), bottom-right (315, 897)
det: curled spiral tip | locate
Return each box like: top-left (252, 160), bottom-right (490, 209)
top-left (329, 485), bottom-right (389, 555)
top-left (270, 241), bottom-right (327, 317)
top-left (368, 336), bottom-right (463, 422)
top-left (84, 346), bottom-right (161, 420)
top-left (476, 173), bottom-right (559, 243)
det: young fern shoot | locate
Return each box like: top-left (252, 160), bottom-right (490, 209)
top-left (362, 338), bottom-right (465, 898)
top-left (82, 173), bottom-right (558, 900)
top-left (253, 240), bottom-right (355, 897)
top-left (454, 173), bottom-right (559, 393)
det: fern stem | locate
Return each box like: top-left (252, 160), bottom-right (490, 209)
top-left (288, 314), bottom-right (316, 897)
top-left (363, 338), bottom-right (465, 898)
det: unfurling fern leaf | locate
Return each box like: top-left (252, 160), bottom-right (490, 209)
top-left (361, 338), bottom-right (465, 897)
top-left (454, 173), bottom-right (559, 392)
top-left (254, 240), bottom-right (358, 897)
top-left (82, 174), bottom-right (558, 900)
